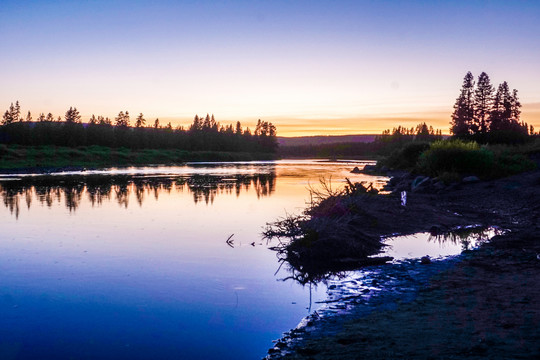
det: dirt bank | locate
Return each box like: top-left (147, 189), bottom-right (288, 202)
top-left (267, 169), bottom-right (540, 359)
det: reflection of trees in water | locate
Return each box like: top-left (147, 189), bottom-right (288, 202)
top-left (267, 226), bottom-right (504, 285)
top-left (0, 171), bottom-right (276, 215)
top-left (176, 173), bottom-right (276, 204)
top-left (2, 184), bottom-right (20, 218)
top-left (428, 226), bottom-right (503, 251)
top-left (87, 183), bottom-right (112, 206)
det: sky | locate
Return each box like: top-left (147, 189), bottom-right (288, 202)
top-left (1, 0), bottom-right (539, 136)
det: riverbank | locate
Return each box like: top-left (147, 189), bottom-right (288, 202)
top-left (0, 145), bottom-right (277, 172)
top-left (267, 168), bottom-right (540, 359)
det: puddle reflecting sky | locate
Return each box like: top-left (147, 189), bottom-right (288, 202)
top-left (0, 160), bottom-right (387, 360)
top-left (383, 226), bottom-right (502, 260)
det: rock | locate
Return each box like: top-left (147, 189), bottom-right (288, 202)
top-left (395, 180), bottom-right (411, 192)
top-left (362, 164), bottom-right (377, 173)
top-left (433, 181), bottom-right (446, 191)
top-left (462, 176), bottom-right (480, 183)
top-left (388, 176), bottom-right (399, 186)
top-left (411, 176), bottom-right (431, 192)
top-left (350, 166), bottom-right (362, 174)
top-left (420, 256), bottom-right (431, 264)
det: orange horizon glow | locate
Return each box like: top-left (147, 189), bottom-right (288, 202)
top-left (57, 102), bottom-right (537, 137)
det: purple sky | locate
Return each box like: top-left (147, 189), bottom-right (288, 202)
top-left (1, 0), bottom-right (539, 135)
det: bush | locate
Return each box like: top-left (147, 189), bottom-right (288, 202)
top-left (383, 142), bottom-right (430, 169)
top-left (417, 140), bottom-right (493, 177)
top-left (417, 139), bottom-right (536, 179)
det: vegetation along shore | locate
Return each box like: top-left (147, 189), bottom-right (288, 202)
top-left (0, 103), bottom-right (278, 170)
top-left (266, 165), bottom-right (540, 359)
top-left (0, 145), bottom-right (277, 172)
top-left (265, 72), bottom-right (539, 358)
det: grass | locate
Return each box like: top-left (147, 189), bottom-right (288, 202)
top-left (0, 144), bottom-right (277, 171)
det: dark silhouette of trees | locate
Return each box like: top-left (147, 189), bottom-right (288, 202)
top-left (378, 123), bottom-right (441, 148)
top-left (2, 102), bottom-right (18, 125)
top-left (65, 107), bottom-right (81, 123)
top-left (415, 123), bottom-right (442, 142)
top-left (0, 102), bottom-right (278, 154)
top-left (473, 72), bottom-right (494, 135)
top-left (451, 71), bottom-right (475, 137)
top-left (62, 107), bottom-right (85, 146)
top-left (280, 123), bottom-right (443, 159)
top-left (14, 101), bottom-right (21, 122)
top-left (254, 119), bottom-right (278, 152)
top-left (450, 72), bottom-right (530, 143)
top-left (135, 113), bottom-right (145, 128)
top-left (114, 111), bottom-right (130, 127)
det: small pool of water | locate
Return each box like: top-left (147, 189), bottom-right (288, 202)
top-left (383, 226), bottom-right (504, 261)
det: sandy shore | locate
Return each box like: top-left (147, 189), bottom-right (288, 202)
top-left (267, 168), bottom-right (540, 359)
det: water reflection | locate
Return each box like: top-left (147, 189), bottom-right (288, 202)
top-left (273, 226), bottom-right (502, 287)
top-left (0, 172), bottom-right (276, 217)
top-left (427, 226), bottom-right (503, 251)
top-left (0, 161), bottom-right (386, 360)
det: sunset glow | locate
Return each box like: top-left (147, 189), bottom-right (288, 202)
top-left (1, 0), bottom-right (539, 136)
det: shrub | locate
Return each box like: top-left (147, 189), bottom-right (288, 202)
top-left (417, 139), bottom-right (536, 179)
top-left (490, 151), bottom-right (536, 177)
top-left (383, 141), bottom-right (430, 169)
top-left (417, 140), bottom-right (494, 178)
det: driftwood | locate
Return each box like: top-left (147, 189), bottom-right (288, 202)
top-left (225, 234), bottom-right (234, 248)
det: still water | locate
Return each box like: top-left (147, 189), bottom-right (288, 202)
top-left (0, 160), bottom-right (386, 359)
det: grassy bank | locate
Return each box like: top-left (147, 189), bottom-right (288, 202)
top-left (0, 144), bottom-right (277, 171)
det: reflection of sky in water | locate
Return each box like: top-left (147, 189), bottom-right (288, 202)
top-left (0, 160), bottom-right (386, 360)
top-left (383, 226), bottom-right (502, 260)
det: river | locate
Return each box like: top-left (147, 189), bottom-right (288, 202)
top-left (0, 160), bottom-right (387, 359)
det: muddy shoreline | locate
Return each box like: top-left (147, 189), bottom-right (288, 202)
top-left (266, 168), bottom-right (540, 359)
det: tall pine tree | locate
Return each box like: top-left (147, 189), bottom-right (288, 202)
top-left (135, 113), bottom-right (146, 128)
top-left (451, 72), bottom-right (475, 137)
top-left (473, 72), bottom-right (494, 134)
top-left (65, 107), bottom-right (81, 123)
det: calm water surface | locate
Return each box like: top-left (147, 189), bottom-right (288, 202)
top-left (0, 160), bottom-right (386, 359)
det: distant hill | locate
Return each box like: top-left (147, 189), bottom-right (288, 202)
top-left (278, 135), bottom-right (377, 147)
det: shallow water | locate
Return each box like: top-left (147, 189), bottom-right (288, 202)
top-left (0, 160), bottom-right (388, 360)
top-left (383, 226), bottom-right (503, 261)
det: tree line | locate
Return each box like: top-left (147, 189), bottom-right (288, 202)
top-left (0, 102), bottom-right (278, 153)
top-left (451, 71), bottom-right (533, 144)
top-left (279, 122), bottom-right (443, 158)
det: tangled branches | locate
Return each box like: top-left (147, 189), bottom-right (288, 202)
top-left (264, 178), bottom-right (390, 284)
